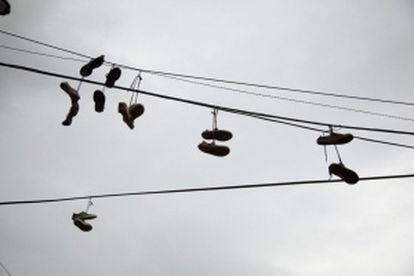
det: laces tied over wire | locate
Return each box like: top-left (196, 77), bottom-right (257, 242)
top-left (212, 107), bottom-right (218, 130)
top-left (85, 197), bottom-right (93, 213)
top-left (129, 72), bottom-right (142, 106)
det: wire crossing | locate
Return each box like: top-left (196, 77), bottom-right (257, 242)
top-left (1, 28), bottom-right (414, 106)
top-left (0, 173), bottom-right (413, 206)
top-left (1, 61), bottom-right (414, 140)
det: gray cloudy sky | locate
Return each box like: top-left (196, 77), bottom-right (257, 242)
top-left (1, 0), bottom-right (414, 275)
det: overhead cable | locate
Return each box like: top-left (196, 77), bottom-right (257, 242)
top-left (0, 173), bottom-right (413, 206)
top-left (1, 28), bottom-right (413, 106)
top-left (158, 74), bottom-right (414, 122)
top-left (3, 43), bottom-right (413, 123)
top-left (1, 61), bottom-right (414, 138)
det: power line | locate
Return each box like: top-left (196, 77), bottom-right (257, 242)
top-left (0, 173), bottom-right (413, 206)
top-left (158, 74), bottom-right (414, 123)
top-left (0, 44), bottom-right (86, 62)
top-left (3, 43), bottom-right (413, 123)
top-left (1, 61), bottom-right (414, 139)
top-left (245, 114), bottom-right (414, 150)
top-left (1, 28), bottom-right (413, 107)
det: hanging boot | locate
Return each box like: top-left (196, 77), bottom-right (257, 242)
top-left (198, 141), bottom-right (230, 157)
top-left (93, 90), bottom-right (106, 112)
top-left (329, 163), bottom-right (359, 184)
top-left (105, 67), bottom-right (122, 88)
top-left (202, 128), bottom-right (233, 141)
top-left (118, 102), bottom-right (134, 129)
top-left (62, 102), bottom-right (79, 126)
top-left (60, 81), bottom-right (80, 104)
top-left (129, 103), bottom-right (145, 121)
top-left (317, 132), bottom-right (353, 145)
top-left (80, 55), bottom-right (105, 77)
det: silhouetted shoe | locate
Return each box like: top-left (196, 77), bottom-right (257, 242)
top-left (80, 55), bottom-right (105, 77)
top-left (60, 82), bottom-right (80, 104)
top-left (75, 211), bottom-right (97, 221)
top-left (105, 67), bottom-right (122, 88)
top-left (317, 132), bottom-right (353, 145)
top-left (329, 163), bottom-right (359, 184)
top-left (73, 217), bottom-right (92, 232)
top-left (0, 0), bottom-right (10, 15)
top-left (202, 128), bottom-right (233, 141)
top-left (93, 90), bottom-right (105, 112)
top-left (129, 103), bottom-right (145, 120)
top-left (62, 102), bottom-right (79, 126)
top-left (198, 141), bottom-right (230, 157)
top-left (118, 102), bottom-right (134, 129)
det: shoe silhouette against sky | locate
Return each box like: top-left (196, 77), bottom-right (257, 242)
top-left (80, 55), bottom-right (105, 77)
top-left (317, 132), bottom-right (353, 145)
top-left (72, 212), bottom-right (97, 232)
top-left (105, 67), bottom-right (122, 88)
top-left (198, 141), bottom-right (230, 157)
top-left (202, 128), bottom-right (233, 142)
top-left (62, 102), bottom-right (79, 126)
top-left (329, 163), bottom-right (359, 184)
top-left (60, 82), bottom-right (80, 104)
top-left (0, 0), bottom-right (10, 15)
top-left (93, 90), bottom-right (105, 113)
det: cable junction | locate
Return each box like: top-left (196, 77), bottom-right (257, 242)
top-left (1, 28), bottom-right (414, 106)
top-left (1, 61), bottom-right (414, 141)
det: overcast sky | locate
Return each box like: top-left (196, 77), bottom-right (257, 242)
top-left (0, 0), bottom-right (414, 275)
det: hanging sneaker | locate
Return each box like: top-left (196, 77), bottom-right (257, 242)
top-left (93, 90), bottom-right (105, 113)
top-left (105, 67), bottom-right (122, 88)
top-left (60, 82), bottom-right (80, 104)
top-left (129, 103), bottom-right (145, 120)
top-left (202, 128), bottom-right (233, 141)
top-left (198, 141), bottom-right (230, 157)
top-left (62, 102), bottom-right (79, 126)
top-left (73, 217), bottom-right (93, 232)
top-left (317, 132), bottom-right (353, 145)
top-left (118, 102), bottom-right (134, 129)
top-left (74, 211), bottom-right (97, 221)
top-left (0, 0), bottom-right (10, 15)
top-left (80, 55), bottom-right (105, 77)
top-left (329, 163), bottom-right (359, 184)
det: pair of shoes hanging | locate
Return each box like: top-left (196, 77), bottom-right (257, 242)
top-left (118, 102), bottom-right (144, 129)
top-left (118, 74), bottom-right (145, 129)
top-left (317, 127), bottom-right (359, 184)
top-left (0, 0), bottom-right (10, 15)
top-left (60, 81), bottom-right (80, 126)
top-left (198, 109), bottom-right (232, 157)
top-left (72, 211), bottom-right (97, 232)
top-left (72, 199), bottom-right (97, 232)
top-left (91, 67), bottom-right (122, 113)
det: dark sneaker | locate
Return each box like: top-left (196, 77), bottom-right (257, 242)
top-left (118, 102), bottom-right (134, 129)
top-left (317, 132), bottom-right (353, 145)
top-left (0, 0), bottom-right (10, 15)
top-left (93, 90), bottom-right (105, 112)
top-left (80, 55), bottom-right (105, 77)
top-left (198, 141), bottom-right (230, 157)
top-left (72, 217), bottom-right (93, 232)
top-left (105, 67), bottom-right (122, 88)
top-left (202, 128), bottom-right (233, 141)
top-left (62, 102), bottom-right (79, 126)
top-left (60, 82), bottom-right (80, 104)
top-left (129, 103), bottom-right (145, 120)
top-left (75, 211), bottom-right (97, 221)
top-left (329, 163), bottom-right (359, 184)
